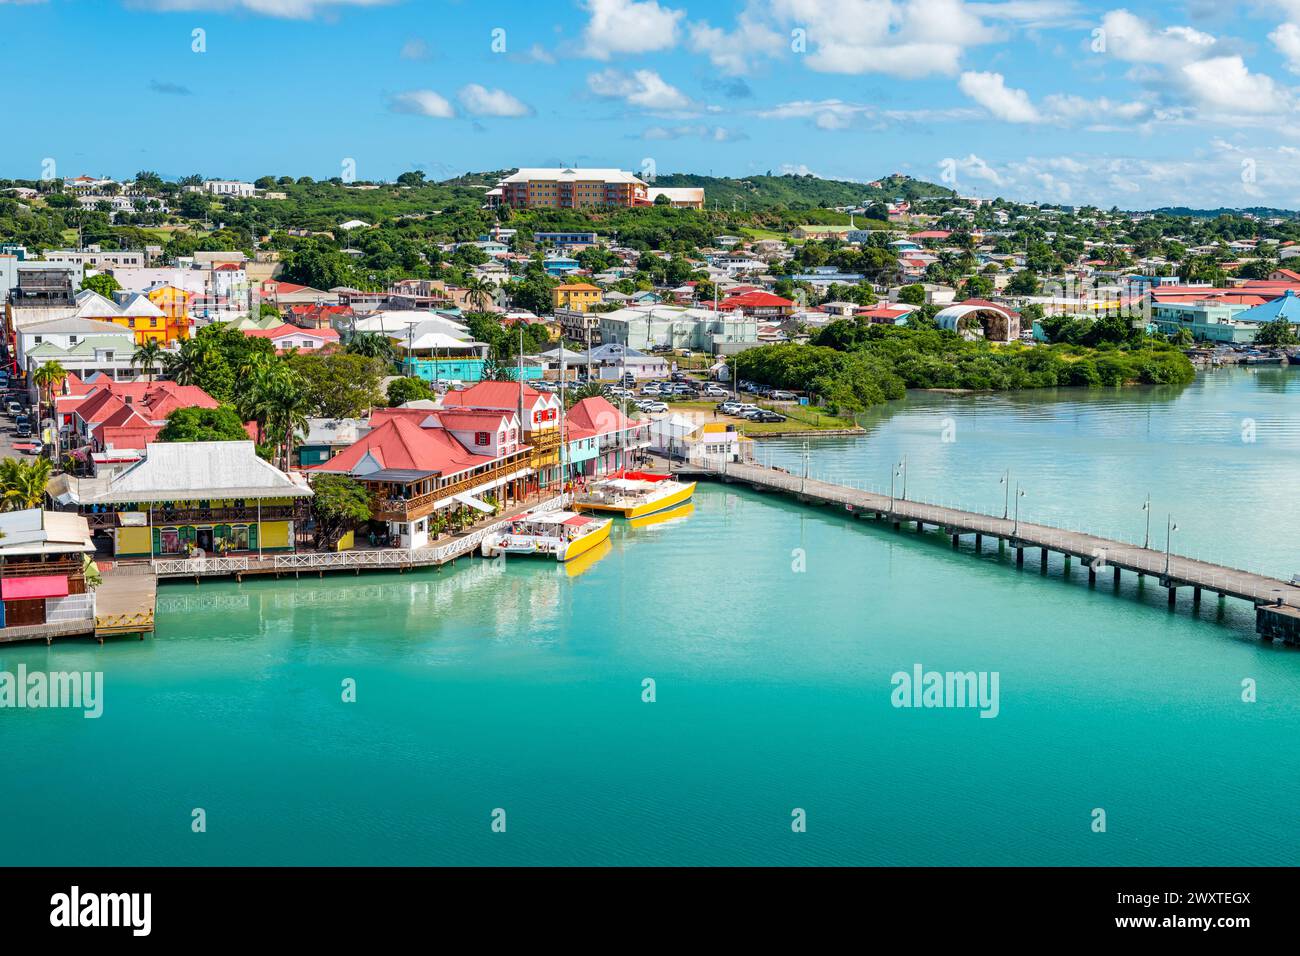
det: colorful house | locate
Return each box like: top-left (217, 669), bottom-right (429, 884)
top-left (552, 283), bottom-right (602, 312)
top-left (243, 322), bottom-right (340, 353)
top-left (143, 284), bottom-right (193, 342)
top-left (0, 510), bottom-right (96, 635)
top-left (310, 412), bottom-right (532, 549)
top-left (441, 381), bottom-right (564, 490)
top-left (563, 396), bottom-right (650, 477)
top-left (53, 441), bottom-right (313, 559)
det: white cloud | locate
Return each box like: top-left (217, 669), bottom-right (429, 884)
top-left (958, 71), bottom-right (1041, 122)
top-left (940, 153), bottom-right (1005, 186)
top-left (1180, 55), bottom-right (1292, 115)
top-left (587, 68), bottom-right (694, 111)
top-left (125, 0), bottom-right (393, 18)
top-left (389, 90), bottom-right (455, 119)
top-left (1270, 22), bottom-right (1300, 74)
top-left (642, 124), bottom-right (747, 141)
top-left (687, 5), bottom-right (785, 76)
top-left (1097, 9), bottom-right (1216, 63)
top-left (456, 84), bottom-right (533, 118)
top-left (580, 0), bottom-right (684, 59)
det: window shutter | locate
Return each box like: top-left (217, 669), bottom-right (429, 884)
top-left (248, 524), bottom-right (259, 550)
top-left (151, 527), bottom-right (161, 553)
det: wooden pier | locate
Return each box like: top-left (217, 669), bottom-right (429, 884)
top-left (680, 459), bottom-right (1300, 644)
top-left (146, 494), bottom-right (569, 583)
top-left (94, 570), bottom-right (156, 640)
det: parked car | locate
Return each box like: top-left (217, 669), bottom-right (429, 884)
top-left (769, 390), bottom-right (797, 401)
top-left (607, 387), bottom-right (633, 399)
top-left (15, 421), bottom-right (32, 438)
top-left (22, 440), bottom-right (44, 456)
top-left (637, 400), bottom-right (669, 413)
top-left (702, 385), bottom-right (728, 397)
top-left (641, 385), bottom-right (664, 396)
top-left (6, 401), bottom-right (21, 416)
top-left (731, 403), bottom-right (760, 416)
top-left (745, 410), bottom-right (786, 423)
top-left (717, 401), bottom-right (742, 415)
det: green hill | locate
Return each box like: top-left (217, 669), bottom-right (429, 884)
top-left (648, 172), bottom-right (956, 210)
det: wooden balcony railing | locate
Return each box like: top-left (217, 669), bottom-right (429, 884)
top-left (80, 505), bottom-right (302, 531)
top-left (370, 460), bottom-right (530, 521)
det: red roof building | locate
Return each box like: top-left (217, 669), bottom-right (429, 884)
top-left (717, 291), bottom-right (795, 316)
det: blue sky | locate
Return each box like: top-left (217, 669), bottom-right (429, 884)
top-left (5, 0), bottom-right (1300, 209)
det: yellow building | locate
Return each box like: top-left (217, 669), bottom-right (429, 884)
top-left (553, 283), bottom-right (603, 312)
top-left (51, 441), bottom-right (313, 560)
top-left (144, 284), bottom-right (193, 343)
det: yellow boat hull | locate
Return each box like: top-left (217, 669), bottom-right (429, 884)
top-left (559, 518), bottom-right (612, 562)
top-left (579, 481), bottom-right (696, 519)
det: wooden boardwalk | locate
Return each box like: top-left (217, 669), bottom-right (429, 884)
top-left (681, 459), bottom-right (1300, 642)
top-left (94, 572), bottom-right (156, 639)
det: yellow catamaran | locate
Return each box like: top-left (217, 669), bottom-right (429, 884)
top-left (480, 510), bottom-right (612, 562)
top-left (574, 470), bottom-right (696, 520)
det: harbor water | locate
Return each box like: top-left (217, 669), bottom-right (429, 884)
top-left (2, 368), bottom-right (1298, 866)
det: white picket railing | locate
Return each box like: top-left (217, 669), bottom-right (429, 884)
top-left (150, 495), bottom-right (570, 578)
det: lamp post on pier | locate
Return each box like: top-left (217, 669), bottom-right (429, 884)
top-left (1142, 494), bottom-right (1151, 549)
top-left (1012, 485), bottom-right (1026, 537)
top-left (1000, 469), bottom-right (1010, 520)
top-left (1164, 514), bottom-right (1179, 577)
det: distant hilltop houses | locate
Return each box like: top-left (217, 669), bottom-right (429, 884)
top-left (485, 168), bottom-right (704, 210)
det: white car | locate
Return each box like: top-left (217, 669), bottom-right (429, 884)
top-left (639, 401), bottom-right (669, 413)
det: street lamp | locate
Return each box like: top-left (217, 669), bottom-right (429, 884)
top-left (1142, 494), bottom-right (1151, 549)
top-left (1164, 514), bottom-right (1179, 577)
top-left (1000, 469), bottom-right (1010, 519)
top-left (1012, 485), bottom-right (1026, 537)
top-left (899, 454), bottom-right (908, 501)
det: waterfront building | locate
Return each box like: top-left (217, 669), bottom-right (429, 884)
top-left (0, 510), bottom-right (96, 633)
top-left (488, 168), bottom-right (648, 209)
top-left (310, 412), bottom-right (532, 549)
top-left (564, 396), bottom-right (651, 476)
top-left (59, 379), bottom-right (234, 457)
top-left (393, 322), bottom-right (494, 383)
top-left (442, 381), bottom-right (564, 489)
top-left (52, 441), bottom-right (313, 559)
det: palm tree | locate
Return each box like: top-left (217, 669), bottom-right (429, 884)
top-left (463, 277), bottom-right (496, 312)
top-left (345, 331), bottom-right (395, 364)
top-left (163, 337), bottom-right (204, 385)
top-left (131, 339), bottom-right (165, 383)
top-left (32, 360), bottom-right (66, 450)
top-left (0, 457), bottom-right (54, 511)
top-left (564, 380), bottom-right (608, 408)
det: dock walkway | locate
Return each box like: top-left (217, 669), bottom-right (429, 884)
top-left (680, 458), bottom-right (1300, 640)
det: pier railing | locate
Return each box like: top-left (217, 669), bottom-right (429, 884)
top-left (150, 494), bottom-right (570, 579)
top-left (685, 455), bottom-right (1300, 610)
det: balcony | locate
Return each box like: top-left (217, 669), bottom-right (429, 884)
top-left (81, 505), bottom-right (301, 531)
top-left (370, 460), bottom-right (528, 522)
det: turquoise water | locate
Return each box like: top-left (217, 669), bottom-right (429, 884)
top-left (2, 368), bottom-right (1298, 866)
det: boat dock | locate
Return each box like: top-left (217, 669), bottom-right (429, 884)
top-left (678, 458), bottom-right (1300, 643)
top-left (94, 568), bottom-right (156, 640)
top-left (146, 494), bottom-right (569, 583)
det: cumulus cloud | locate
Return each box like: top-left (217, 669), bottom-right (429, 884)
top-left (687, 6), bottom-right (785, 76)
top-left (587, 68), bottom-right (694, 111)
top-left (1180, 55), bottom-right (1292, 115)
top-left (1097, 9), bottom-right (1216, 62)
top-left (1270, 21), bottom-right (1300, 74)
top-left (579, 0), bottom-right (684, 59)
top-left (389, 90), bottom-right (455, 119)
top-left (456, 84), bottom-right (533, 118)
top-left (958, 71), bottom-right (1041, 122)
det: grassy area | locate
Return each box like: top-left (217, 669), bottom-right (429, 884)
top-left (663, 399), bottom-right (859, 435)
